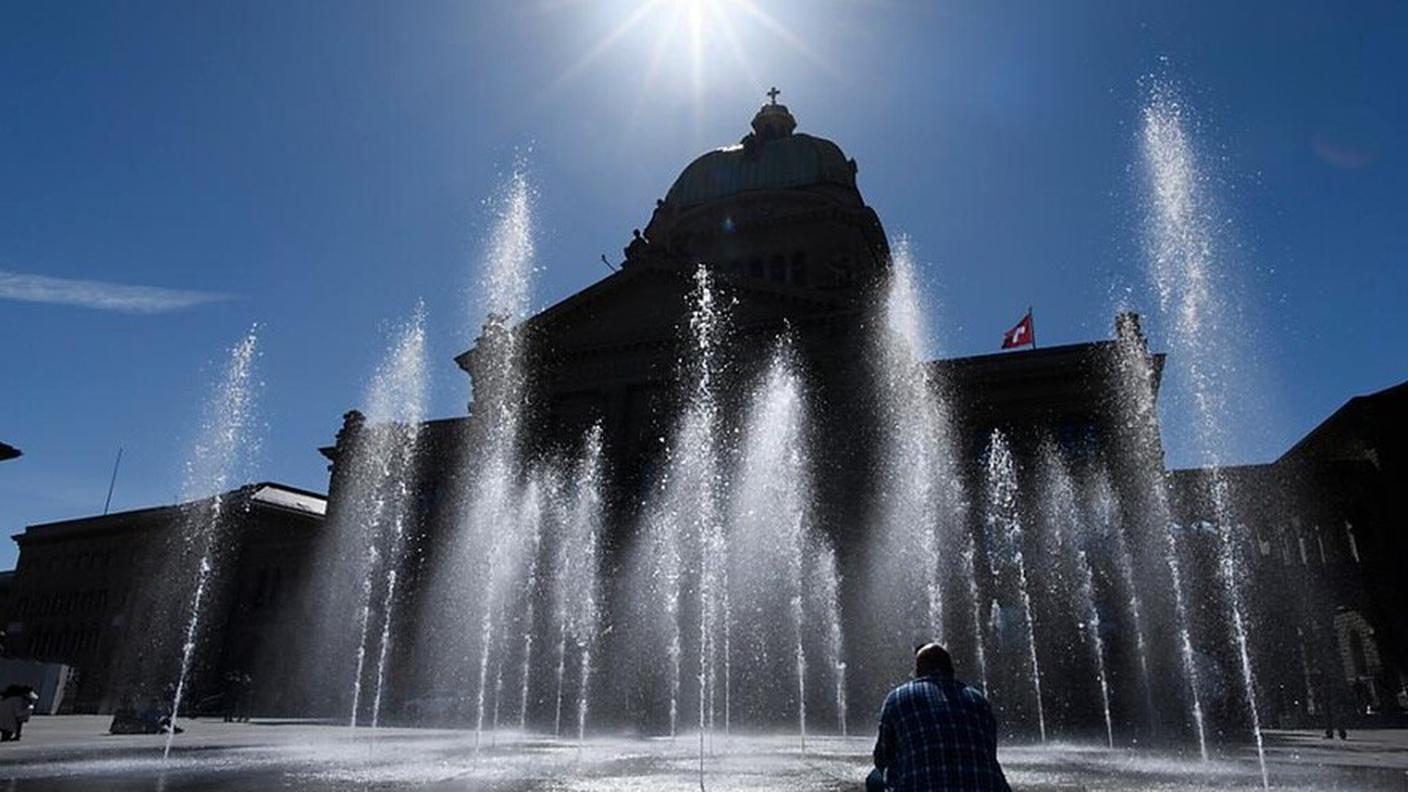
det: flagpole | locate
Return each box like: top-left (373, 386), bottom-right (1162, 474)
top-left (1029, 305), bottom-right (1036, 350)
top-left (103, 447), bottom-right (123, 515)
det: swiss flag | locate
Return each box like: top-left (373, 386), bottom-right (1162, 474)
top-left (1001, 310), bottom-right (1034, 349)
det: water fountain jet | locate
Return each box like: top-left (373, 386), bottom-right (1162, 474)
top-left (1142, 77), bottom-right (1267, 785)
top-left (984, 429), bottom-right (1045, 742)
top-left (164, 328), bottom-right (260, 759)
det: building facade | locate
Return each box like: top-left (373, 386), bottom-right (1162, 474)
top-left (0, 483), bottom-right (325, 713)
top-left (1169, 381), bottom-right (1408, 727)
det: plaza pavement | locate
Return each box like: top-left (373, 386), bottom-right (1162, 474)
top-left (0, 716), bottom-right (1405, 790)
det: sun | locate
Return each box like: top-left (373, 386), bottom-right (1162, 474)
top-left (550, 0), bottom-right (822, 110)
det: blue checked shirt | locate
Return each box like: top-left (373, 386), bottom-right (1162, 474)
top-left (873, 674), bottom-right (1011, 792)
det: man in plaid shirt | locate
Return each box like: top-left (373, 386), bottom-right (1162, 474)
top-left (869, 643), bottom-right (1011, 792)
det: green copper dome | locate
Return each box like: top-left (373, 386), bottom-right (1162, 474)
top-left (664, 102), bottom-right (857, 209)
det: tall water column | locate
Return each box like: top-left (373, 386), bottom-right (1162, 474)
top-left (728, 341), bottom-right (816, 746)
top-left (1141, 78), bottom-right (1267, 784)
top-left (163, 328), bottom-right (260, 757)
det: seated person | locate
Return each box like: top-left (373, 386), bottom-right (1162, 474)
top-left (870, 643), bottom-right (1011, 792)
top-left (109, 696), bottom-right (148, 735)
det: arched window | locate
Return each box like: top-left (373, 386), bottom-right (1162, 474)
top-left (1350, 631), bottom-right (1369, 677)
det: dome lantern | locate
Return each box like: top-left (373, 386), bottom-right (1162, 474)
top-left (751, 86), bottom-right (797, 141)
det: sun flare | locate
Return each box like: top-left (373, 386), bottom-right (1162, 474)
top-left (551, 0), bottom-right (822, 109)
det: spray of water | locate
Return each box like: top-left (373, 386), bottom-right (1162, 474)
top-left (729, 341), bottom-right (813, 749)
top-left (984, 430), bottom-right (1045, 742)
top-left (366, 308), bottom-right (428, 728)
top-left (350, 547), bottom-right (377, 726)
top-left (518, 476), bottom-right (545, 731)
top-left (452, 163), bottom-right (539, 754)
top-left (813, 543), bottom-right (847, 736)
top-left (873, 237), bottom-right (951, 645)
top-left (551, 468), bottom-right (567, 738)
top-left (473, 601), bottom-right (497, 752)
top-left (638, 464), bottom-right (682, 740)
top-left (569, 427), bottom-right (607, 743)
top-left (722, 581), bottom-right (732, 738)
top-left (960, 527), bottom-right (990, 696)
top-left (334, 307), bottom-right (430, 729)
top-left (477, 162), bottom-right (537, 328)
top-left (491, 636), bottom-right (505, 741)
top-left (662, 512), bottom-right (683, 740)
top-left (1036, 442), bottom-right (1114, 747)
top-left (553, 624), bottom-right (568, 737)
top-left (165, 328), bottom-right (260, 759)
top-left (636, 264), bottom-right (733, 755)
top-left (1110, 319), bottom-right (1208, 756)
top-left (464, 398), bottom-right (522, 744)
top-left (1142, 77), bottom-right (1266, 785)
top-left (686, 265), bottom-right (728, 784)
top-left (369, 565), bottom-right (400, 728)
top-left (1076, 547), bottom-right (1114, 748)
top-left (627, 264), bottom-right (731, 759)
top-left (1165, 519), bottom-right (1209, 759)
top-left (1089, 467), bottom-right (1155, 733)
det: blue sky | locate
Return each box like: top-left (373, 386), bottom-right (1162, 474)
top-left (2, 1), bottom-right (1405, 569)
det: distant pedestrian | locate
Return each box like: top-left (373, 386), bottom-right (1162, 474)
top-left (236, 673), bottom-right (253, 722)
top-left (869, 643), bottom-right (1011, 792)
top-left (0, 686), bottom-right (37, 742)
top-left (1311, 667), bottom-right (1348, 740)
top-left (222, 671), bottom-right (253, 723)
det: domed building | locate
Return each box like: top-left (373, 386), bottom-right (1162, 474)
top-left (452, 97), bottom-right (904, 500)
top-left (633, 96), bottom-right (890, 293)
top-left (426, 96), bottom-right (1175, 727)
top-left (445, 98), bottom-right (1158, 501)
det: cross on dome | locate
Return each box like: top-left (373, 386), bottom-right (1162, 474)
top-left (751, 87), bottom-right (796, 140)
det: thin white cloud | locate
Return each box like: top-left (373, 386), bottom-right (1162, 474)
top-left (0, 270), bottom-right (232, 314)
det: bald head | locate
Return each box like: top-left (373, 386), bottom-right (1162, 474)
top-left (914, 643), bottom-right (954, 678)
